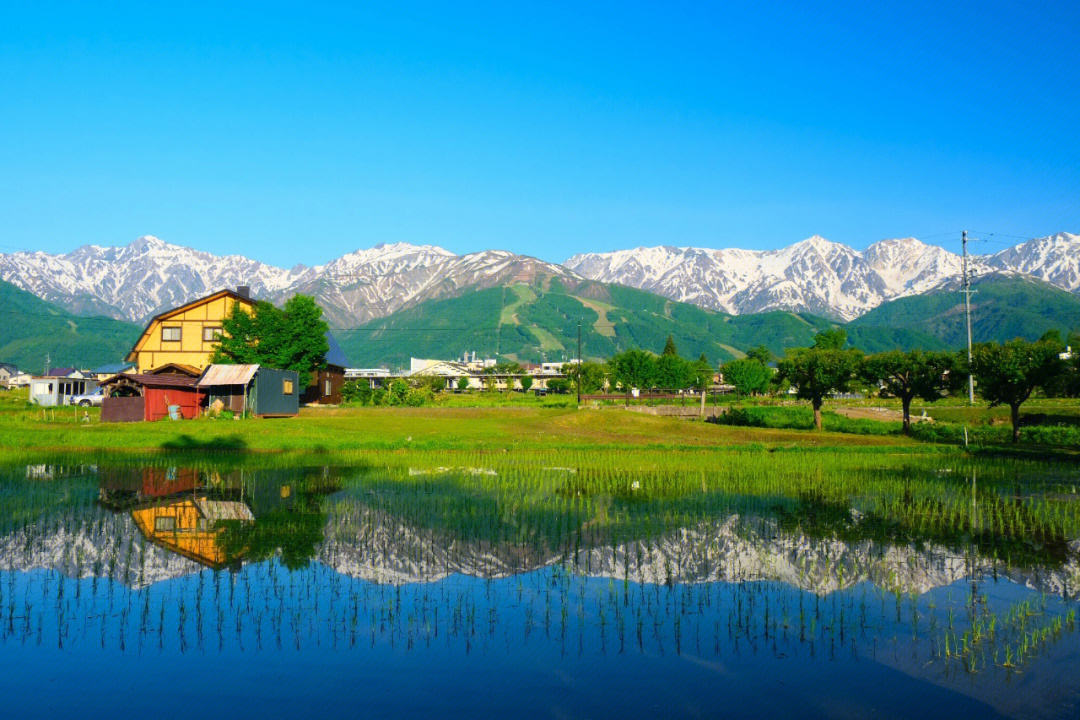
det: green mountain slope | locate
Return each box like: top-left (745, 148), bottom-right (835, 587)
top-left (0, 281), bottom-right (142, 373)
top-left (339, 279), bottom-right (834, 368)
top-left (848, 276), bottom-right (1080, 351)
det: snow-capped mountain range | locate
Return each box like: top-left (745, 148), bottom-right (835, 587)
top-left (0, 232), bottom-right (1076, 326)
top-left (566, 232), bottom-right (1080, 321)
top-left (0, 236), bottom-right (577, 327)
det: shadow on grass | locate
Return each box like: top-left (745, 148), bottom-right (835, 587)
top-left (159, 434), bottom-right (249, 453)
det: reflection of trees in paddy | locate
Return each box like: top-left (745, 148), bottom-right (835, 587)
top-left (1, 457), bottom-right (1080, 679)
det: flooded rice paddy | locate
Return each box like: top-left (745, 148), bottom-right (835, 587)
top-left (1, 453), bottom-right (1079, 719)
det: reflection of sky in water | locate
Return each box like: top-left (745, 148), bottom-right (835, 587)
top-left (0, 461), bottom-right (1078, 718)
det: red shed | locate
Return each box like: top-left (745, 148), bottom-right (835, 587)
top-left (101, 373), bottom-right (205, 422)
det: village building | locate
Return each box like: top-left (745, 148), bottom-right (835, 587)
top-left (301, 332), bottom-right (351, 405)
top-left (90, 362), bottom-right (135, 381)
top-left (197, 364), bottom-right (299, 417)
top-left (125, 287), bottom-right (255, 373)
top-left (131, 495), bottom-right (254, 569)
top-left (28, 375), bottom-right (99, 406)
top-left (0, 363), bottom-right (19, 388)
top-left (46, 367), bottom-right (89, 379)
top-left (100, 372), bottom-right (204, 422)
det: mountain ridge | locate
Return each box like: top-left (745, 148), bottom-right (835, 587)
top-left (1, 232), bottom-right (1076, 328)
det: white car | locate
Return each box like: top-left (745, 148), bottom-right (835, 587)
top-left (68, 387), bottom-right (105, 407)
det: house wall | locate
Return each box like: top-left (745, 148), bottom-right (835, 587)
top-left (130, 295), bottom-right (254, 373)
top-left (28, 377), bottom-right (98, 406)
top-left (302, 366), bottom-right (344, 405)
top-left (101, 396), bottom-right (145, 423)
top-left (253, 368), bottom-right (299, 417)
top-left (144, 386), bottom-right (204, 421)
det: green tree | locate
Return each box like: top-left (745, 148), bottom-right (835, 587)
top-left (662, 335), bottom-right (679, 357)
top-left (211, 295), bottom-right (329, 389)
top-left (456, 376), bottom-right (470, 392)
top-left (563, 361), bottom-right (607, 394)
top-left (656, 353), bottom-right (692, 390)
top-left (969, 338), bottom-right (1066, 442)
top-left (813, 328), bottom-right (848, 350)
top-left (690, 353), bottom-right (713, 391)
top-left (519, 375), bottom-right (534, 393)
top-left (721, 358), bottom-right (773, 399)
top-left (547, 378), bottom-right (570, 394)
top-left (608, 349), bottom-right (658, 404)
top-left (860, 350), bottom-right (961, 434)
top-left (745, 345), bottom-right (773, 365)
top-left (776, 346), bottom-right (862, 430)
top-left (341, 380), bottom-right (373, 405)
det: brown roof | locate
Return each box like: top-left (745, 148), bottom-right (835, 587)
top-left (126, 289), bottom-right (255, 362)
top-left (147, 363), bottom-right (203, 377)
top-left (101, 373), bottom-right (201, 389)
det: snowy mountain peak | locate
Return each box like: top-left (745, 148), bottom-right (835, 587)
top-left (1, 231), bottom-right (1077, 328)
top-left (565, 232), bottom-right (1079, 321)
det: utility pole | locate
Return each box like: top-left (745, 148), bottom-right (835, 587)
top-left (576, 321), bottom-right (582, 405)
top-left (44, 352), bottom-right (50, 376)
top-left (962, 230), bottom-right (975, 405)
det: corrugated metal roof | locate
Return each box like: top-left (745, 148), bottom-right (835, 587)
top-left (198, 364), bottom-right (260, 387)
top-left (195, 499), bottom-right (255, 523)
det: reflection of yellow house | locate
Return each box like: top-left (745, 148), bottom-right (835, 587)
top-left (126, 289), bottom-right (255, 374)
top-left (132, 497), bottom-right (254, 568)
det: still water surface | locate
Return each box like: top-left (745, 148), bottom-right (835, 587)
top-left (1, 458), bottom-right (1079, 718)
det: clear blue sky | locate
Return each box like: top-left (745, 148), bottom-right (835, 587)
top-left (1, 1), bottom-right (1077, 266)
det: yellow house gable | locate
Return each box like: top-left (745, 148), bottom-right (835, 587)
top-left (126, 290), bottom-right (255, 373)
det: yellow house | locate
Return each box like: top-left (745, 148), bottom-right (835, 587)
top-left (131, 496), bottom-right (254, 568)
top-left (126, 289), bottom-right (255, 374)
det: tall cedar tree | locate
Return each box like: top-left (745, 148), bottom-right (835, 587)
top-left (662, 335), bottom-right (679, 356)
top-left (969, 339), bottom-right (1065, 442)
top-left (776, 346), bottom-right (862, 430)
top-left (212, 296), bottom-right (329, 389)
top-left (860, 350), bottom-right (962, 434)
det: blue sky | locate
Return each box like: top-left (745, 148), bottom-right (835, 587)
top-left (1, 1), bottom-right (1077, 266)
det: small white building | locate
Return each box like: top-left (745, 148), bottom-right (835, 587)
top-left (345, 368), bottom-right (391, 389)
top-left (29, 376), bottom-right (100, 406)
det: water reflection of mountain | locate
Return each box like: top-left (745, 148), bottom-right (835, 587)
top-left (319, 507), bottom-right (1080, 596)
top-left (2, 463), bottom-right (1078, 598)
top-left (0, 510), bottom-right (202, 587)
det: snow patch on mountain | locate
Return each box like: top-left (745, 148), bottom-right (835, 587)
top-left (566, 232), bottom-right (1078, 321)
top-left (1, 232), bottom-right (1075, 327)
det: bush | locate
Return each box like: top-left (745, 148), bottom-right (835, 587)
top-left (709, 406), bottom-right (899, 436)
top-left (341, 380), bottom-right (374, 405)
top-left (547, 378), bottom-right (570, 394)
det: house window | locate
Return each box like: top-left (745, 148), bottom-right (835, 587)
top-left (203, 327), bottom-right (222, 342)
top-left (324, 379), bottom-right (331, 395)
top-left (283, 379), bottom-right (294, 395)
top-left (162, 326), bottom-right (182, 342)
top-left (154, 516), bottom-right (177, 532)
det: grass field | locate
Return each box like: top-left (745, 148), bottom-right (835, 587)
top-left (3, 385), bottom-right (1077, 460)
